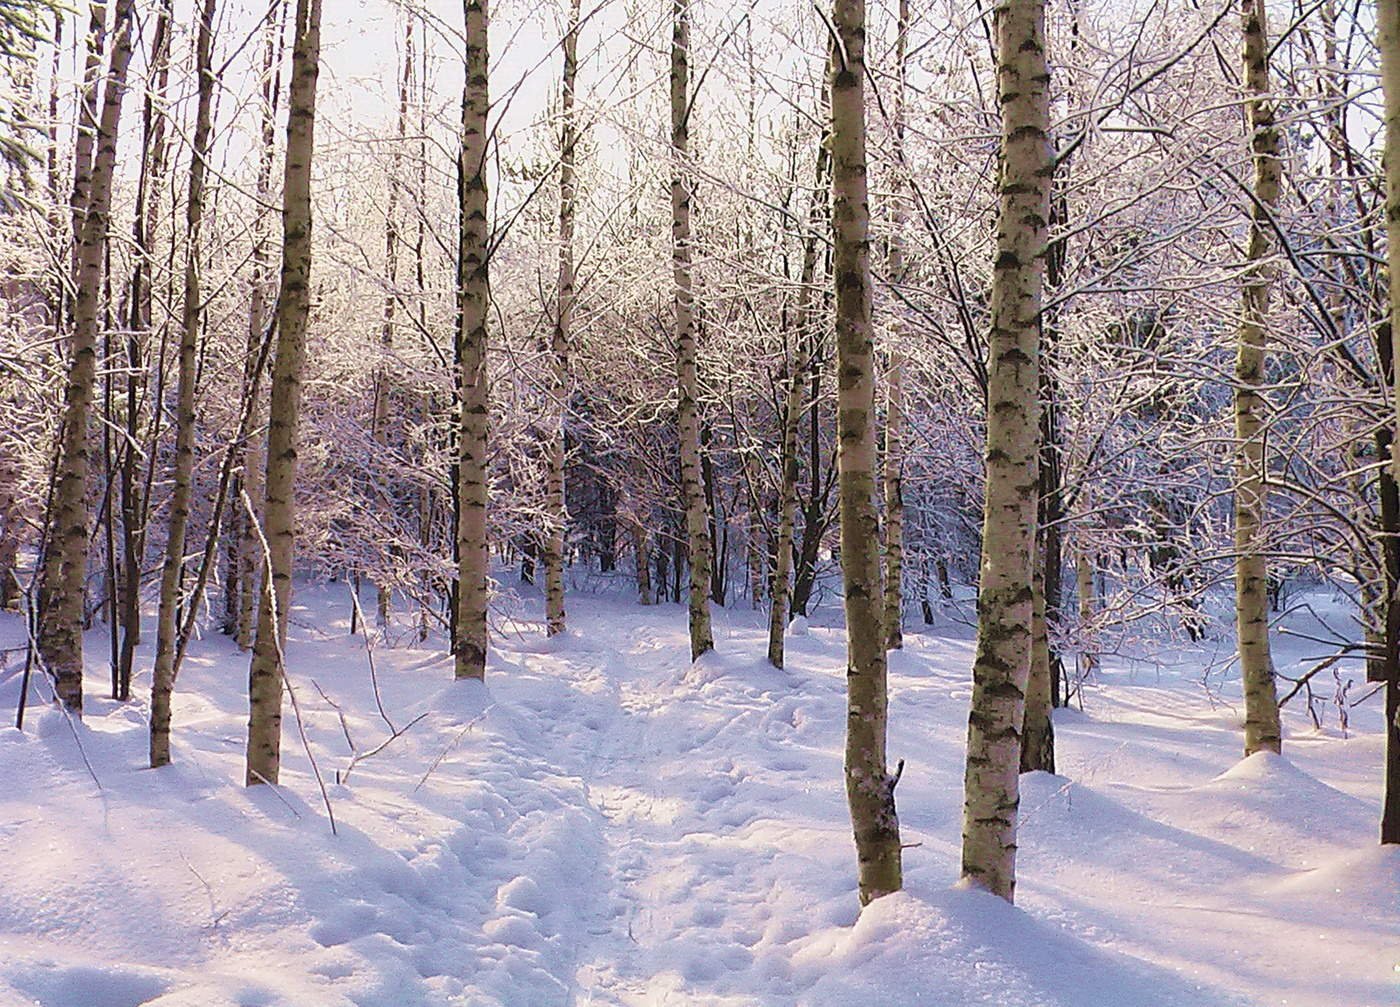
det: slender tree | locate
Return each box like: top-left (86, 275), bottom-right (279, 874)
top-left (116, 0), bottom-right (173, 698)
top-left (369, 12), bottom-right (415, 628)
top-left (672, 0), bottom-right (713, 661)
top-left (768, 105), bottom-right (829, 670)
top-left (1377, 0), bottom-right (1400, 844)
top-left (960, 0), bottom-right (1051, 901)
top-left (832, 0), bottom-right (902, 906)
top-left (543, 0), bottom-right (580, 638)
top-left (1234, 0), bottom-right (1283, 757)
top-left (454, 0), bottom-right (491, 681)
top-left (36, 0), bottom-right (135, 713)
top-left (881, 0), bottom-right (910, 653)
top-left (245, 0), bottom-right (323, 785)
top-left (231, 3), bottom-right (286, 652)
top-left (150, 0), bottom-right (217, 768)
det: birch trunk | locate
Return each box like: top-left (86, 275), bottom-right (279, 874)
top-left (960, 0), bottom-right (1050, 902)
top-left (371, 15), bottom-right (414, 629)
top-left (832, 0), bottom-right (902, 906)
top-left (0, 448), bottom-right (19, 608)
top-left (150, 0), bottom-right (217, 768)
top-left (746, 499), bottom-right (763, 609)
top-left (882, 0), bottom-right (910, 653)
top-left (671, 0), bottom-right (713, 661)
top-left (1021, 551), bottom-right (1055, 772)
top-left (1235, 0), bottom-right (1282, 757)
top-left (543, 0), bottom-right (580, 638)
top-left (767, 104), bottom-right (829, 670)
top-left (1076, 548), bottom-right (1096, 679)
top-left (67, 2), bottom-right (107, 280)
top-left (118, 0), bottom-right (171, 687)
top-left (1376, 0), bottom-right (1400, 844)
top-left (236, 8), bottom-right (285, 653)
top-left (245, 0), bottom-right (322, 786)
top-left (36, 0), bottom-right (135, 714)
top-left (454, 0), bottom-right (491, 681)
top-left (635, 522), bottom-right (653, 605)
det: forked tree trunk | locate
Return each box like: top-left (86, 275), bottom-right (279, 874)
top-left (454, 0), bottom-right (491, 681)
top-left (1375, 0), bottom-right (1400, 845)
top-left (245, 0), bottom-right (322, 786)
top-left (960, 0), bottom-right (1050, 902)
top-left (1235, 0), bottom-right (1283, 757)
top-left (150, 0), bottom-right (218, 768)
top-left (832, 0), bottom-right (902, 906)
top-left (36, 0), bottom-right (135, 714)
top-left (543, 0), bottom-right (580, 638)
top-left (767, 102), bottom-right (829, 670)
top-left (672, 0), bottom-right (713, 661)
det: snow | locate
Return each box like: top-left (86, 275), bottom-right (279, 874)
top-left (0, 583), bottom-right (1395, 1006)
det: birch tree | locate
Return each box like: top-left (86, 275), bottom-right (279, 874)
top-left (246, 0), bottom-right (322, 786)
top-left (881, 0), bottom-right (910, 653)
top-left (35, 0), bottom-right (134, 713)
top-left (672, 0), bottom-right (713, 661)
top-left (1377, 0), bottom-right (1400, 845)
top-left (542, 0), bottom-right (580, 638)
top-left (455, 0), bottom-right (491, 680)
top-left (1234, 0), bottom-right (1282, 757)
top-left (768, 103), bottom-right (829, 670)
top-left (150, 0), bottom-right (218, 768)
top-left (832, 0), bottom-right (902, 906)
top-left (960, 0), bottom-right (1051, 902)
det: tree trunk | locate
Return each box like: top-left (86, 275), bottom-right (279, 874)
top-left (882, 0), bottom-right (910, 653)
top-left (1234, 0), bottom-right (1283, 757)
top-left (36, 0), bottom-right (136, 715)
top-left (150, 0), bottom-right (217, 768)
top-left (543, 0), bottom-right (580, 638)
top-left (118, 0), bottom-right (172, 688)
top-left (672, 0), bottom-right (713, 661)
top-left (454, 0), bottom-right (491, 681)
top-left (371, 12), bottom-right (415, 630)
top-left (832, 0), bottom-right (902, 907)
top-left (1377, 0), bottom-right (1400, 843)
top-left (1076, 548), bottom-right (1097, 681)
top-left (1021, 549), bottom-right (1055, 773)
top-left (68, 1), bottom-right (107, 280)
top-left (245, 0), bottom-right (322, 786)
top-left (960, 0), bottom-right (1050, 902)
top-left (634, 521), bottom-right (653, 605)
top-left (767, 115), bottom-right (828, 668)
top-left (236, 3), bottom-right (285, 652)
top-left (0, 448), bottom-right (19, 609)
top-left (1022, 383), bottom-right (1061, 767)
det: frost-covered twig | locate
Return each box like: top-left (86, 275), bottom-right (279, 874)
top-left (413, 704), bottom-right (495, 793)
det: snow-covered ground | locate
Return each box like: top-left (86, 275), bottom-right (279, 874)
top-left (0, 581), bottom-right (1395, 1006)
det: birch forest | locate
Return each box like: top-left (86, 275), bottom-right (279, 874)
top-left (0, 0), bottom-right (1398, 1002)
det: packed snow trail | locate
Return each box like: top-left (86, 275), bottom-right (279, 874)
top-left (0, 583), bottom-right (1395, 1005)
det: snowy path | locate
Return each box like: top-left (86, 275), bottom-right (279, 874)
top-left (0, 584), bottom-right (1396, 1006)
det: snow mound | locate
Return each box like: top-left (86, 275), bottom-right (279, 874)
top-left (792, 887), bottom-right (1234, 1006)
top-left (1270, 844), bottom-right (1400, 918)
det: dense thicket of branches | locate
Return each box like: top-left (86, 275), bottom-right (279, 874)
top-left (3, 0), bottom-right (1398, 903)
